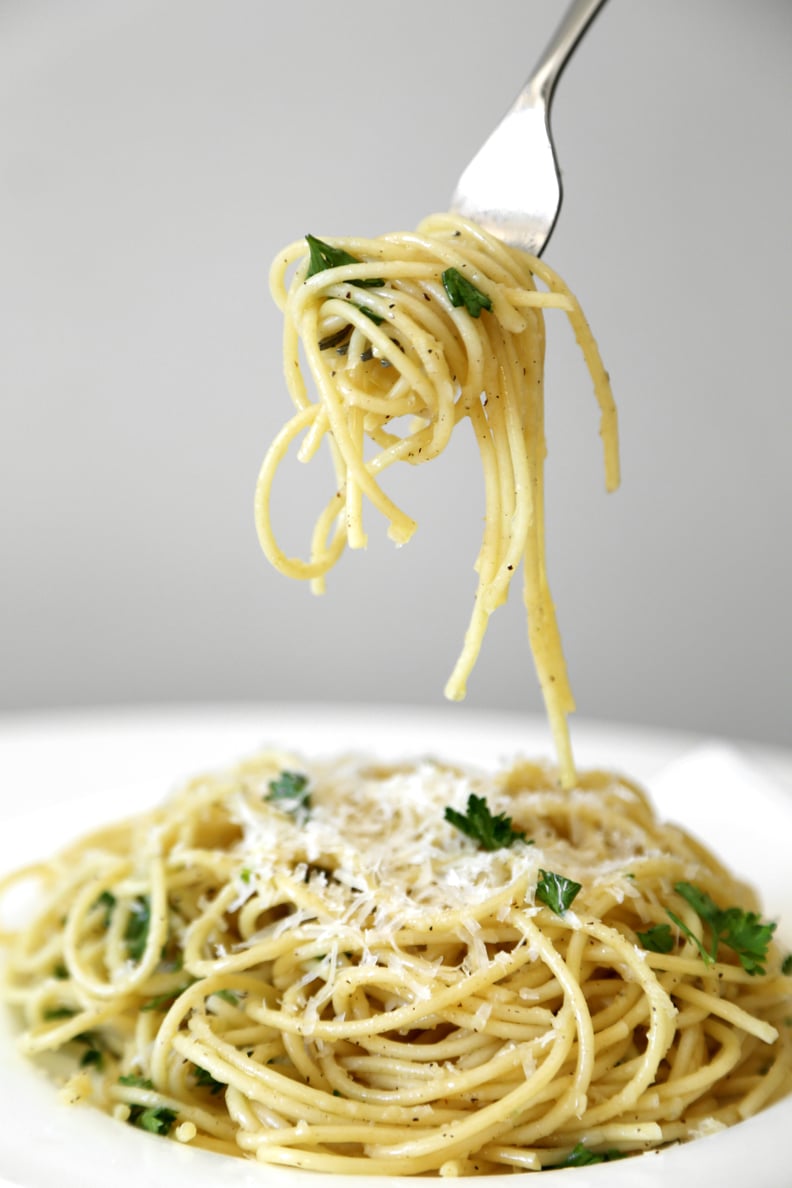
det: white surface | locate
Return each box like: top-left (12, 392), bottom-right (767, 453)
top-left (0, 705), bottom-right (790, 1186)
top-left (1, 1), bottom-right (791, 745)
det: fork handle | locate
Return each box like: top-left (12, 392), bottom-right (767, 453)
top-left (521, 0), bottom-right (608, 108)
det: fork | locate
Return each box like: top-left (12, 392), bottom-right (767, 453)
top-left (451, 0), bottom-right (608, 256)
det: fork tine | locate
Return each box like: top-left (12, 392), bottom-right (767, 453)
top-left (451, 0), bottom-right (607, 255)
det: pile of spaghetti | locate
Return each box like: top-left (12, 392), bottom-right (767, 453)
top-left (2, 752), bottom-right (790, 1175)
top-left (255, 215), bottom-right (620, 788)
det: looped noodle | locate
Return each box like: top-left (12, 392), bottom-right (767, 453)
top-left (255, 215), bottom-right (620, 788)
top-left (2, 754), bottom-right (790, 1174)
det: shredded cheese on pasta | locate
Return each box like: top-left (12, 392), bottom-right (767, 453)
top-left (3, 218), bottom-right (790, 1176)
top-left (2, 753), bottom-right (790, 1174)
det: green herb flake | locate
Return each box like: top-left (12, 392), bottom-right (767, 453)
top-left (669, 882), bottom-right (776, 975)
top-left (666, 908), bottom-right (713, 966)
top-left (160, 949), bottom-right (184, 973)
top-left (441, 267), bottom-right (493, 318)
top-left (240, 868), bottom-right (252, 884)
top-left (305, 234), bottom-right (383, 288)
top-left (782, 954), bottom-right (792, 976)
top-left (128, 1105), bottom-right (177, 1136)
top-left (124, 896), bottom-right (151, 962)
top-left (444, 794), bottom-right (529, 852)
top-left (211, 989), bottom-right (239, 1005)
top-left (96, 890), bottom-right (116, 928)
top-left (535, 870), bottom-right (582, 916)
top-left (318, 325), bottom-right (353, 352)
top-left (118, 1073), bottom-right (154, 1089)
top-left (140, 983), bottom-right (193, 1013)
top-left (80, 1047), bottom-right (104, 1070)
top-left (193, 1065), bottom-right (224, 1095)
top-left (43, 1006), bottom-right (77, 1020)
top-left (553, 1142), bottom-right (627, 1168)
top-left (266, 771), bottom-right (311, 815)
top-left (53, 962), bottom-right (69, 980)
top-left (637, 923), bottom-right (675, 954)
top-left (357, 304), bottom-right (384, 326)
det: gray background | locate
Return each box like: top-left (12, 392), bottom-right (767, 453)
top-left (1, 0), bottom-right (790, 746)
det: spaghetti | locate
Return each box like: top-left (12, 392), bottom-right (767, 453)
top-left (1, 753), bottom-right (790, 1174)
top-left (4, 222), bottom-right (789, 1175)
top-left (255, 215), bottom-right (620, 788)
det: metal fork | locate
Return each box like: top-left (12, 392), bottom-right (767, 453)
top-left (451, 0), bottom-right (608, 256)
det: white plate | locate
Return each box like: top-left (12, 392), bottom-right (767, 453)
top-left (0, 704), bottom-right (790, 1187)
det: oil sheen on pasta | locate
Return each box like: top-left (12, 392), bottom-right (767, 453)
top-left (255, 214), bottom-right (619, 788)
top-left (2, 754), bottom-right (790, 1174)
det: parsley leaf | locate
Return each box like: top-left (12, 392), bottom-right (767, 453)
top-left (80, 1047), bottom-right (104, 1070)
top-left (119, 1073), bottom-right (154, 1089)
top-left (716, 907), bottom-right (777, 976)
top-left (76, 1031), bottom-right (106, 1070)
top-left (128, 1105), bottom-right (177, 1136)
top-left (124, 896), bottom-right (151, 962)
top-left (442, 267), bottom-right (493, 318)
top-left (43, 1006), bottom-right (77, 1020)
top-left (305, 235), bottom-right (383, 288)
top-left (666, 908), bottom-right (714, 966)
top-left (553, 1142), bottom-right (627, 1168)
top-left (96, 890), bottom-right (116, 928)
top-left (637, 923), bottom-right (675, 954)
top-left (211, 988), bottom-right (240, 1005)
top-left (669, 882), bottom-right (776, 975)
top-left (535, 870), bottom-right (582, 916)
top-left (444, 794), bottom-right (529, 851)
top-left (140, 983), bottom-right (194, 1013)
top-left (266, 771), bottom-right (311, 815)
top-left (193, 1065), bottom-right (224, 1095)
top-left (782, 954), bottom-right (792, 976)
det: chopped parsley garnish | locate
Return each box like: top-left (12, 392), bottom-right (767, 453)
top-left (441, 267), bottom-right (493, 318)
top-left (782, 953), bottom-right (792, 976)
top-left (211, 988), bottom-right (240, 1005)
top-left (318, 325), bottom-right (353, 352)
top-left (128, 1105), bottom-right (177, 1135)
top-left (552, 1142), bottom-right (627, 1168)
top-left (668, 882), bottom-right (776, 975)
top-left (53, 962), bottom-right (69, 980)
top-left (140, 983), bottom-right (193, 1012)
top-left (119, 1073), bottom-right (155, 1089)
top-left (193, 1065), bottom-right (224, 1095)
top-left (266, 771), bottom-right (311, 815)
top-left (124, 896), bottom-right (152, 961)
top-left (43, 1006), bottom-right (77, 1020)
top-left (305, 234), bottom-right (383, 288)
top-left (80, 1047), bottom-right (104, 1070)
top-left (240, 868), bottom-right (252, 884)
top-left (637, 923), bottom-right (675, 954)
top-left (76, 1031), bottom-right (106, 1070)
top-left (444, 794), bottom-right (529, 851)
top-left (356, 304), bottom-right (384, 325)
top-left (96, 890), bottom-right (116, 928)
top-left (535, 870), bottom-right (582, 916)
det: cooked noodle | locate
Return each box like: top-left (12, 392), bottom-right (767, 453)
top-left (3, 220), bottom-right (789, 1175)
top-left (1, 754), bottom-right (790, 1174)
top-left (255, 215), bottom-right (619, 788)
